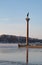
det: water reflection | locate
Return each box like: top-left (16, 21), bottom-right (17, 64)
top-left (0, 44), bottom-right (42, 64)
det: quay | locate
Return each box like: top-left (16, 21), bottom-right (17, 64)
top-left (18, 44), bottom-right (42, 48)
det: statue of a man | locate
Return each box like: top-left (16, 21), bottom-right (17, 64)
top-left (27, 12), bottom-right (29, 17)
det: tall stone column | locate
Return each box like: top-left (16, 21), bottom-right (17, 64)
top-left (26, 13), bottom-right (30, 45)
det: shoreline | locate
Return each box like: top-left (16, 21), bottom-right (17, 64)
top-left (18, 44), bottom-right (42, 48)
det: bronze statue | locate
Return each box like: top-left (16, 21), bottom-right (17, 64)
top-left (27, 12), bottom-right (29, 17)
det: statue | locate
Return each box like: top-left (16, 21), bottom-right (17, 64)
top-left (27, 12), bottom-right (29, 17)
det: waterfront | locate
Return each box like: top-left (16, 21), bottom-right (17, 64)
top-left (0, 44), bottom-right (42, 65)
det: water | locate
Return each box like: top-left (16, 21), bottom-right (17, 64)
top-left (0, 43), bottom-right (42, 65)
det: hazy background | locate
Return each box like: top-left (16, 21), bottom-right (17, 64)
top-left (0, 0), bottom-right (42, 39)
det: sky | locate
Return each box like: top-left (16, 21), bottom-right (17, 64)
top-left (0, 0), bottom-right (42, 39)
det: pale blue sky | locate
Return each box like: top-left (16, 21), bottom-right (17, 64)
top-left (0, 0), bottom-right (42, 39)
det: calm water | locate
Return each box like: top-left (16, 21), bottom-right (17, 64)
top-left (0, 43), bottom-right (42, 65)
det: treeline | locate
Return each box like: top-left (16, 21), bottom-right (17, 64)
top-left (0, 34), bottom-right (42, 44)
top-left (0, 34), bottom-right (26, 43)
